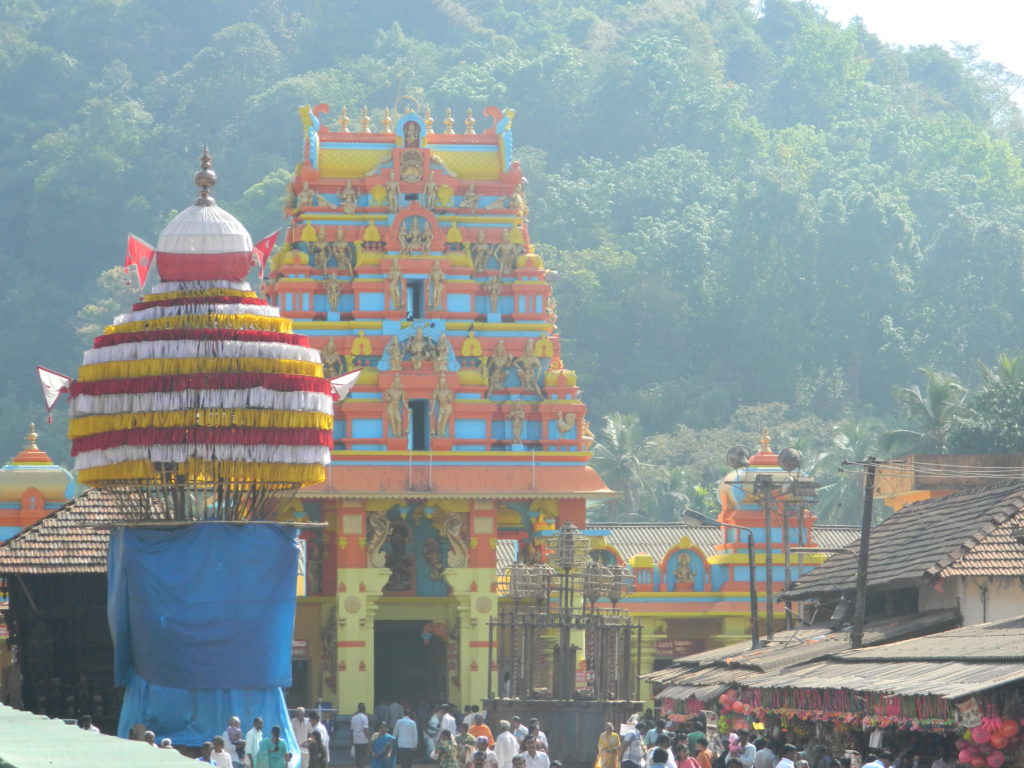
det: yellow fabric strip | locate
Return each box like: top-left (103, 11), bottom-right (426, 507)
top-left (105, 313), bottom-right (293, 335)
top-left (69, 409), bottom-right (333, 438)
top-left (141, 288), bottom-right (257, 302)
top-left (76, 357), bottom-right (322, 382)
top-left (79, 459), bottom-right (325, 486)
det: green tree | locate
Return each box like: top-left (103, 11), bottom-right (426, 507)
top-left (881, 368), bottom-right (969, 455)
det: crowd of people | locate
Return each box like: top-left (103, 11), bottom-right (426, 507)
top-left (353, 701), bottom-right (559, 768)
top-left (605, 718), bottom-right (951, 768)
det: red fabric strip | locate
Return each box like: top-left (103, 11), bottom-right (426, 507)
top-left (72, 426), bottom-right (333, 455)
top-left (69, 372), bottom-right (333, 397)
top-left (93, 328), bottom-right (310, 349)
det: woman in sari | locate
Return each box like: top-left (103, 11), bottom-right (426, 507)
top-left (371, 723), bottom-right (397, 768)
top-left (455, 722), bottom-right (476, 766)
top-left (436, 729), bottom-right (459, 768)
top-left (303, 730), bottom-right (327, 768)
top-left (597, 722), bottom-right (620, 768)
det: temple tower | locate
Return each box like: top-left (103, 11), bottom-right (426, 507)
top-left (266, 104), bottom-right (611, 710)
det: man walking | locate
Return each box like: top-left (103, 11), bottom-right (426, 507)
top-left (395, 707), bottom-right (419, 768)
top-left (292, 708), bottom-right (312, 768)
top-left (494, 721), bottom-right (519, 768)
top-left (309, 711), bottom-right (330, 766)
top-left (352, 703), bottom-right (371, 768)
top-left (244, 717), bottom-right (263, 768)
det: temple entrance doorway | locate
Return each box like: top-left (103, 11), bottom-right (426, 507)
top-left (374, 620), bottom-right (448, 708)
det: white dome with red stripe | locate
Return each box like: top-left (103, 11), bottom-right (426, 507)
top-left (67, 150), bottom-right (333, 490)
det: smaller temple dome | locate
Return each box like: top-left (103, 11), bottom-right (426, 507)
top-left (155, 149), bottom-right (254, 282)
top-left (0, 424), bottom-right (74, 540)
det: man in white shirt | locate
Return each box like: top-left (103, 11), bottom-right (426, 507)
top-left (619, 724), bottom-right (645, 768)
top-left (292, 707), bottom-right (312, 768)
top-left (754, 739), bottom-right (777, 768)
top-left (777, 745), bottom-right (798, 768)
top-left (352, 703), bottom-right (371, 768)
top-left (510, 717), bottom-right (528, 747)
top-left (494, 721), bottom-right (519, 768)
top-left (520, 738), bottom-right (551, 768)
top-left (468, 738), bottom-right (500, 768)
top-left (244, 718), bottom-right (263, 768)
top-left (309, 711), bottom-right (330, 765)
top-left (736, 730), bottom-right (756, 768)
top-left (527, 720), bottom-right (548, 752)
top-left (441, 706), bottom-right (459, 739)
top-left (395, 708), bottom-right (419, 768)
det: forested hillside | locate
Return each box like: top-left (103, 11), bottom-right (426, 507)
top-left (5, 0), bottom-right (1024, 522)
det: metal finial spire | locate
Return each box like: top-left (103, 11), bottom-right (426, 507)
top-left (194, 145), bottom-right (217, 207)
top-left (25, 422), bottom-right (38, 450)
top-left (759, 425), bottom-right (771, 453)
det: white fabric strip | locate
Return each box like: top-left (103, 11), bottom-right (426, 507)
top-left (82, 339), bottom-right (320, 366)
top-left (69, 388), bottom-right (334, 417)
top-left (112, 302), bottom-right (280, 325)
top-left (148, 280), bottom-right (253, 294)
top-left (74, 443), bottom-right (331, 471)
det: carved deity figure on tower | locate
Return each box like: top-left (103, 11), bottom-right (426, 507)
top-left (384, 374), bottom-right (407, 437)
top-left (675, 553), bottom-right (696, 584)
top-left (296, 181), bottom-right (315, 209)
top-left (510, 182), bottom-right (527, 216)
top-left (497, 228), bottom-right (519, 276)
top-left (340, 179), bottom-right (358, 214)
top-left (403, 120), bottom-right (421, 148)
top-left (470, 230), bottom-right (491, 274)
top-left (385, 171), bottom-right (400, 214)
top-left (441, 512), bottom-right (468, 568)
top-left (387, 260), bottom-right (406, 311)
top-left (400, 149), bottom-right (423, 183)
top-left (461, 182), bottom-right (480, 210)
top-left (320, 338), bottom-right (344, 379)
top-left (485, 340), bottom-right (512, 399)
top-left (423, 175), bottom-right (438, 209)
top-left (428, 260), bottom-right (446, 311)
top-left (313, 226), bottom-right (331, 274)
top-left (486, 274), bottom-right (503, 314)
top-left (407, 327), bottom-right (429, 370)
top-left (387, 337), bottom-right (404, 370)
top-left (433, 332), bottom-right (449, 372)
top-left (508, 399), bottom-right (525, 444)
top-left (516, 339), bottom-right (544, 398)
top-left (324, 278), bottom-right (343, 311)
top-left (432, 376), bottom-right (453, 438)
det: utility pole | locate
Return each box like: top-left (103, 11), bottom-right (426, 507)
top-left (850, 457), bottom-right (877, 649)
top-left (756, 474), bottom-right (775, 641)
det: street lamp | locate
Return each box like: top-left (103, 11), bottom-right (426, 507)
top-left (681, 508), bottom-right (760, 649)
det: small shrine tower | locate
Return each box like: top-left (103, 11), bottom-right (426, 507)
top-left (0, 424), bottom-right (74, 541)
top-left (266, 104), bottom-right (612, 710)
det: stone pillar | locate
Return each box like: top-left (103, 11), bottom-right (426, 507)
top-left (336, 568), bottom-right (391, 713)
top-left (443, 504), bottom-right (499, 707)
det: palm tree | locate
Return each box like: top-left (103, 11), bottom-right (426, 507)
top-left (979, 352), bottom-right (1024, 388)
top-left (808, 416), bottom-right (886, 524)
top-left (589, 412), bottom-right (652, 519)
top-left (880, 368), bottom-right (969, 455)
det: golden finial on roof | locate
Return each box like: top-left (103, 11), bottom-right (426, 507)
top-left (25, 423), bottom-right (38, 450)
top-left (464, 108), bottom-right (476, 134)
top-left (338, 106), bottom-right (350, 133)
top-left (403, 104), bottom-right (412, 115)
top-left (382, 107), bottom-right (393, 133)
top-left (194, 145), bottom-right (217, 207)
top-left (759, 426), bottom-right (771, 453)
top-left (443, 108), bottom-right (455, 134)
top-left (359, 106), bottom-right (370, 132)
top-left (424, 106), bottom-right (433, 133)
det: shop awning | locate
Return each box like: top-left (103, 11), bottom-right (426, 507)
top-left (656, 684), bottom-right (730, 702)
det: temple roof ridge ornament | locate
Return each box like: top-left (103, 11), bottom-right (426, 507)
top-left (194, 145), bottom-right (217, 207)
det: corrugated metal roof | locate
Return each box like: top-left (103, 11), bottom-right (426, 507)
top-left (836, 614), bottom-right (1024, 663)
top-left (740, 659), bottom-right (1024, 699)
top-left (642, 610), bottom-right (960, 688)
top-left (785, 480), bottom-right (1024, 599)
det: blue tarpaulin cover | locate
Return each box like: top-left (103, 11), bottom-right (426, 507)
top-left (108, 524), bottom-right (301, 751)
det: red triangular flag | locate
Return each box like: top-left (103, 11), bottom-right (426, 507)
top-left (124, 234), bottom-right (155, 290)
top-left (330, 369), bottom-right (362, 402)
top-left (253, 230), bottom-right (280, 278)
top-left (37, 366), bottom-right (72, 423)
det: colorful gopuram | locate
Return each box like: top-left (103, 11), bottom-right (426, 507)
top-left (267, 104), bottom-right (612, 710)
top-left (0, 425), bottom-right (74, 541)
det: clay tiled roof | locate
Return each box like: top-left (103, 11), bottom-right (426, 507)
top-left (0, 488), bottom-right (123, 573)
top-left (784, 480), bottom-right (1024, 599)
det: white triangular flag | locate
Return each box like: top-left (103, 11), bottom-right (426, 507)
top-left (329, 369), bottom-right (362, 402)
top-left (37, 366), bottom-right (72, 422)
